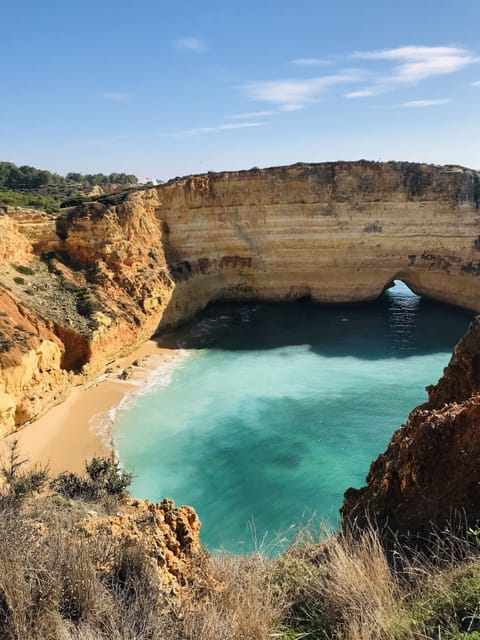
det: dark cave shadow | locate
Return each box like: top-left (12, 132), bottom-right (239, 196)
top-left (152, 284), bottom-right (474, 362)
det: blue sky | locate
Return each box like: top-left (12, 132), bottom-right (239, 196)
top-left (2, 0), bottom-right (479, 179)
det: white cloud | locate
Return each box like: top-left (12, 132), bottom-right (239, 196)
top-left (101, 92), bottom-right (134, 102)
top-left (348, 46), bottom-right (479, 98)
top-left (472, 80), bottom-right (480, 86)
top-left (160, 121), bottom-right (267, 137)
top-left (226, 111), bottom-right (274, 119)
top-left (243, 72), bottom-right (362, 110)
top-left (174, 37), bottom-right (207, 52)
top-left (290, 58), bottom-right (330, 66)
top-left (399, 98), bottom-right (451, 107)
top-left (345, 88), bottom-right (384, 98)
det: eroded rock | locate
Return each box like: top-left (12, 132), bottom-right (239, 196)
top-left (341, 317), bottom-right (480, 537)
top-left (80, 498), bottom-right (209, 595)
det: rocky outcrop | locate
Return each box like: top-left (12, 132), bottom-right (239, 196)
top-left (87, 182), bottom-right (136, 198)
top-left (81, 498), bottom-right (209, 597)
top-left (426, 316), bottom-right (480, 408)
top-left (0, 206), bottom-right (58, 255)
top-left (341, 317), bottom-right (480, 537)
top-left (0, 286), bottom-right (73, 437)
top-left (1, 160), bottom-right (480, 433)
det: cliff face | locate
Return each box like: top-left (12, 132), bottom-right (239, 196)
top-left (341, 316), bottom-right (480, 536)
top-left (0, 208), bottom-right (73, 436)
top-left (152, 162), bottom-right (480, 314)
top-left (0, 161), bottom-right (479, 435)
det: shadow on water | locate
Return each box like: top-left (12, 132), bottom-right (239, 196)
top-left (117, 281), bottom-right (475, 554)
top-left (156, 281), bottom-right (474, 360)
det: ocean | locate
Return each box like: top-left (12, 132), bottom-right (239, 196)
top-left (115, 282), bottom-right (473, 553)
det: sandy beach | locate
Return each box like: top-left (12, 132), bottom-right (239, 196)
top-left (0, 340), bottom-right (182, 475)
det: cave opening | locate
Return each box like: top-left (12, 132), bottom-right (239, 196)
top-left (384, 279), bottom-right (419, 298)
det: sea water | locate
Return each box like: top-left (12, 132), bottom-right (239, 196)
top-left (115, 282), bottom-right (473, 553)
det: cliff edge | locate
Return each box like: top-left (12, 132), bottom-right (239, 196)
top-left (0, 160), bottom-right (479, 436)
top-left (342, 315), bottom-right (480, 537)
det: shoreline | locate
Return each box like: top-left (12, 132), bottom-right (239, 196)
top-left (0, 340), bottom-right (184, 475)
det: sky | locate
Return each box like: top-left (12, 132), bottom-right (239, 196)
top-left (1, 0), bottom-right (479, 180)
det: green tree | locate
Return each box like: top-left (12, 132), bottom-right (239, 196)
top-left (66, 172), bottom-right (83, 182)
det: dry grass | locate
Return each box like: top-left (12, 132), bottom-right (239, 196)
top-left (272, 524), bottom-right (480, 640)
top-left (0, 500), bottom-right (168, 640)
top-left (177, 553), bottom-right (287, 640)
top-left (272, 527), bottom-right (406, 640)
top-left (0, 492), bottom-right (287, 640)
top-left (0, 459), bottom-right (479, 640)
top-left (310, 530), bottom-right (403, 639)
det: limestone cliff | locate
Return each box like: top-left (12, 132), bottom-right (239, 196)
top-left (341, 316), bottom-right (480, 537)
top-left (0, 161), bottom-right (480, 435)
top-left (80, 498), bottom-right (209, 598)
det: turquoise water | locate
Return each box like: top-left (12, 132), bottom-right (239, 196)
top-left (115, 282), bottom-right (473, 553)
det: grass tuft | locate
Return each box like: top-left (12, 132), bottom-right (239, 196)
top-left (1, 446), bottom-right (480, 639)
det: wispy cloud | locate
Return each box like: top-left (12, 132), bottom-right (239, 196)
top-left (345, 88), bottom-right (382, 98)
top-left (353, 46), bottom-right (477, 81)
top-left (174, 37), bottom-right (207, 52)
top-left (472, 80), bottom-right (480, 86)
top-left (160, 121), bottom-right (266, 137)
top-left (242, 72), bottom-right (363, 111)
top-left (290, 58), bottom-right (331, 66)
top-left (101, 92), bottom-right (134, 102)
top-left (226, 111), bottom-right (274, 119)
top-left (399, 98), bottom-right (451, 107)
top-left (347, 46), bottom-right (479, 98)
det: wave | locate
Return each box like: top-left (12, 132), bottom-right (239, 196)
top-left (89, 349), bottom-right (192, 449)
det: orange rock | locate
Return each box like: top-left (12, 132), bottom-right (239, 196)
top-left (342, 317), bottom-right (480, 536)
top-left (80, 498), bottom-right (210, 596)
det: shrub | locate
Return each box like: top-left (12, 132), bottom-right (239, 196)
top-left (50, 471), bottom-right (92, 499)
top-left (59, 195), bottom-right (90, 208)
top-left (0, 441), bottom-right (49, 503)
top-left (13, 265), bottom-right (35, 276)
top-left (0, 189), bottom-right (60, 211)
top-left (51, 456), bottom-right (132, 501)
top-left (0, 331), bottom-right (14, 352)
top-left (12, 277), bottom-right (25, 285)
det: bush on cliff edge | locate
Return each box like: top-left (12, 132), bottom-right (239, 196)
top-left (0, 446), bottom-right (480, 639)
top-left (50, 455), bottom-right (132, 502)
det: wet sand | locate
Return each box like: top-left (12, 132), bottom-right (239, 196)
top-left (0, 341), bottom-right (181, 474)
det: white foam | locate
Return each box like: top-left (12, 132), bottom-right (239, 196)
top-left (272, 344), bottom-right (312, 356)
top-left (188, 316), bottom-right (231, 337)
top-left (84, 373), bottom-right (109, 389)
top-left (89, 349), bottom-right (192, 448)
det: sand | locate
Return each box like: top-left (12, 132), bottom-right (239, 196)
top-left (0, 340), bottom-right (181, 475)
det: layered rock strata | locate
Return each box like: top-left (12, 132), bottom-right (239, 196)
top-left (0, 161), bottom-right (479, 435)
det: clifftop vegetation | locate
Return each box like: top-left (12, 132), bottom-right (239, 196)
top-left (0, 444), bottom-right (479, 640)
top-left (0, 161), bottom-right (138, 211)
